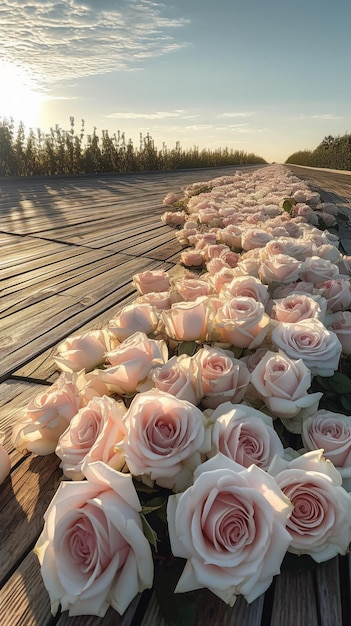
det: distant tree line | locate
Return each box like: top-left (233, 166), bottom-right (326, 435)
top-left (285, 133), bottom-right (351, 170)
top-left (0, 117), bottom-right (266, 176)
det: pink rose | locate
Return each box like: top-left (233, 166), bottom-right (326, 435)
top-left (241, 228), bottom-right (273, 251)
top-left (214, 296), bottom-right (270, 348)
top-left (56, 396), bottom-right (127, 480)
top-left (163, 191), bottom-right (181, 206)
top-left (34, 462), bottom-right (153, 617)
top-left (167, 453), bottom-right (292, 605)
top-left (222, 275), bottom-right (270, 307)
top-left (330, 311), bottom-right (351, 354)
top-left (108, 302), bottom-right (159, 342)
top-left (0, 433), bottom-right (11, 484)
top-left (317, 244), bottom-right (342, 264)
top-left (180, 250), bottom-right (205, 268)
top-left (135, 291), bottom-right (171, 310)
top-left (250, 350), bottom-right (322, 418)
top-left (161, 296), bottom-right (214, 342)
top-left (161, 210), bottom-right (186, 226)
top-left (170, 277), bottom-right (212, 302)
top-left (302, 411), bottom-right (351, 481)
top-left (120, 390), bottom-right (209, 491)
top-left (268, 450), bottom-right (351, 562)
top-left (272, 319), bottom-right (342, 377)
top-left (271, 294), bottom-right (323, 323)
top-left (149, 355), bottom-right (198, 405)
top-left (258, 254), bottom-right (301, 284)
top-left (302, 256), bottom-right (340, 284)
top-left (320, 278), bottom-right (351, 312)
top-left (132, 270), bottom-right (170, 294)
top-left (190, 346), bottom-right (250, 409)
top-left (11, 372), bottom-right (82, 455)
top-left (97, 331), bottom-right (168, 395)
top-left (216, 226), bottom-right (243, 249)
top-left (209, 402), bottom-right (284, 469)
top-left (54, 331), bottom-right (107, 373)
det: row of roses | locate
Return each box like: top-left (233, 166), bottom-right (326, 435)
top-left (4, 164), bottom-right (351, 618)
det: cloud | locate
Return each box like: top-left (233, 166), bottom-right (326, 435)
top-left (310, 114), bottom-right (343, 120)
top-left (216, 112), bottom-right (255, 119)
top-left (106, 110), bottom-right (187, 120)
top-left (0, 0), bottom-right (188, 89)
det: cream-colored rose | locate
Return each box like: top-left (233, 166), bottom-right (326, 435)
top-left (222, 275), bottom-right (270, 307)
top-left (214, 296), bottom-right (270, 348)
top-left (271, 319), bottom-right (342, 377)
top-left (161, 296), bottom-right (214, 342)
top-left (241, 228), bottom-right (273, 250)
top-left (167, 453), bottom-right (292, 605)
top-left (132, 270), bottom-right (170, 294)
top-left (54, 330), bottom-right (107, 373)
top-left (320, 279), bottom-right (351, 312)
top-left (330, 311), bottom-right (351, 354)
top-left (34, 461), bottom-right (153, 617)
top-left (209, 402), bottom-right (284, 469)
top-left (170, 277), bottom-right (212, 302)
top-left (302, 256), bottom-right (340, 284)
top-left (96, 331), bottom-right (168, 395)
top-left (149, 355), bottom-right (198, 405)
top-left (56, 396), bottom-right (127, 480)
top-left (180, 250), bottom-right (205, 268)
top-left (108, 302), bottom-right (159, 342)
top-left (250, 350), bottom-right (322, 418)
top-left (135, 291), bottom-right (171, 310)
top-left (11, 372), bottom-right (82, 455)
top-left (120, 390), bottom-right (209, 491)
top-left (190, 346), bottom-right (250, 409)
top-left (268, 450), bottom-right (351, 562)
top-left (271, 294), bottom-right (323, 323)
top-left (258, 254), bottom-right (301, 285)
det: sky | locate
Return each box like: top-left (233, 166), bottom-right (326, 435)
top-left (0, 0), bottom-right (350, 163)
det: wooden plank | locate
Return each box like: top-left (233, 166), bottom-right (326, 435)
top-left (269, 567), bottom-right (319, 626)
top-left (314, 558), bottom-right (343, 626)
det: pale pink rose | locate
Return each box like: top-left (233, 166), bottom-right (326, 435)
top-left (209, 403), bottom-right (284, 469)
top-left (320, 279), bottom-right (351, 312)
top-left (271, 294), bottom-right (322, 323)
top-left (97, 331), bottom-right (168, 395)
top-left (240, 346), bottom-right (270, 372)
top-left (293, 190), bottom-right (307, 203)
top-left (170, 278), bottom-right (212, 302)
top-left (163, 191), bottom-right (181, 206)
top-left (34, 461), bottom-right (153, 617)
top-left (149, 355), bottom-right (198, 405)
top-left (268, 450), bottom-right (351, 562)
top-left (135, 291), bottom-right (171, 310)
top-left (258, 254), bottom-right (301, 285)
top-left (0, 433), bottom-right (11, 484)
top-left (271, 319), bottom-right (342, 377)
top-left (108, 302), bottom-right (159, 342)
top-left (319, 202), bottom-right (339, 216)
top-left (316, 244), bottom-right (342, 264)
top-left (161, 210), bottom-right (186, 226)
top-left (11, 372), bottom-right (82, 455)
top-left (120, 390), bottom-right (209, 491)
top-left (56, 396), bottom-right (127, 480)
top-left (232, 257), bottom-right (260, 278)
top-left (78, 370), bottom-right (112, 406)
top-left (207, 267), bottom-right (237, 291)
top-left (167, 453), bottom-right (292, 605)
top-left (261, 238), bottom-right (316, 262)
top-left (329, 310), bottom-right (351, 354)
top-left (180, 250), bottom-right (205, 268)
top-left (190, 346), bottom-right (250, 409)
top-left (203, 243), bottom-right (230, 261)
top-left (270, 281), bottom-right (318, 299)
top-left (218, 249), bottom-right (241, 268)
top-left (302, 411), bottom-right (351, 484)
top-left (339, 255), bottom-right (351, 275)
top-left (302, 256), bottom-right (340, 284)
top-left (250, 350), bottom-right (322, 418)
top-left (321, 212), bottom-right (337, 227)
top-left (132, 270), bottom-right (170, 294)
top-left (54, 331), bottom-right (107, 373)
top-left (216, 226), bottom-right (243, 248)
top-left (222, 275), bottom-right (270, 307)
top-left (206, 257), bottom-right (232, 274)
top-left (241, 228), bottom-right (273, 251)
top-left (161, 296), bottom-right (214, 342)
top-left (215, 296), bottom-right (270, 349)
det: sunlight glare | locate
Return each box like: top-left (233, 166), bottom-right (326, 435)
top-left (0, 60), bottom-right (45, 128)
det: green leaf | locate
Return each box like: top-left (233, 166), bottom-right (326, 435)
top-left (177, 341), bottom-right (197, 356)
top-left (282, 197), bottom-right (297, 213)
top-left (316, 372), bottom-right (351, 394)
top-left (140, 513), bottom-right (159, 551)
top-left (154, 559), bottom-right (197, 626)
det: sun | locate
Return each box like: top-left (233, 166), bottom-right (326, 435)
top-left (0, 60), bottom-right (45, 128)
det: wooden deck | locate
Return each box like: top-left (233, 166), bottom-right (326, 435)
top-left (1, 164), bottom-right (350, 626)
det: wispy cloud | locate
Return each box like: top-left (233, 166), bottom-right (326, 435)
top-left (310, 114), bottom-right (343, 120)
top-left (106, 110), bottom-right (187, 120)
top-left (0, 0), bottom-right (188, 89)
top-left (216, 112), bottom-right (255, 119)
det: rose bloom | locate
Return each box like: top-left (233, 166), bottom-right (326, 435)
top-left (132, 270), bottom-right (170, 294)
top-left (180, 250), bottom-right (205, 268)
top-left (271, 294), bottom-right (323, 323)
top-left (167, 453), bottom-right (292, 606)
top-left (271, 318), bottom-right (342, 377)
top-left (56, 396), bottom-right (127, 480)
top-left (96, 331), bottom-right (168, 395)
top-left (148, 355), bottom-right (198, 405)
top-left (241, 228), bottom-right (273, 251)
top-left (170, 277), bottom-right (213, 302)
top-left (214, 296), bottom-right (270, 349)
top-left (54, 330), bottom-right (107, 373)
top-left (302, 410), bottom-right (351, 489)
top-left (222, 275), bottom-right (270, 307)
top-left (209, 402), bottom-right (284, 469)
top-left (0, 433), bottom-right (11, 484)
top-left (268, 450), bottom-right (351, 562)
top-left (161, 210), bottom-right (186, 226)
top-left (320, 279), bottom-right (351, 312)
top-left (163, 191), bottom-right (181, 206)
top-left (190, 346), bottom-right (250, 409)
top-left (108, 302), bottom-right (159, 342)
top-left (330, 311), bottom-right (351, 354)
top-left (120, 390), bottom-right (209, 491)
top-left (317, 244), bottom-right (342, 264)
top-left (161, 296), bottom-right (214, 342)
top-left (134, 291), bottom-right (171, 310)
top-left (11, 371), bottom-right (83, 455)
top-left (301, 256), bottom-right (340, 284)
top-left (258, 254), bottom-right (301, 285)
top-left (34, 461), bottom-right (153, 617)
top-left (250, 350), bottom-right (322, 418)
